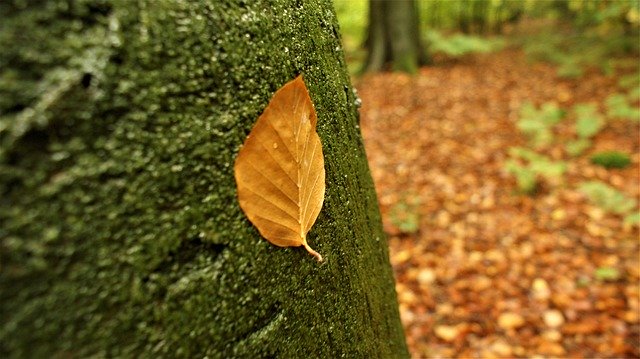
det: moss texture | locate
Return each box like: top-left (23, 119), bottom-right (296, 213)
top-left (0, 0), bottom-right (408, 357)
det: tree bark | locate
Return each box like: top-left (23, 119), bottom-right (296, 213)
top-left (459, 0), bottom-right (470, 34)
top-left (0, 0), bottom-right (408, 358)
top-left (364, 0), bottom-right (428, 73)
top-left (472, 0), bottom-right (488, 34)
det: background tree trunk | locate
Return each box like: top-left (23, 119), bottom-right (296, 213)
top-left (364, 0), bottom-right (428, 73)
top-left (458, 0), bottom-right (470, 34)
top-left (0, 0), bottom-right (408, 357)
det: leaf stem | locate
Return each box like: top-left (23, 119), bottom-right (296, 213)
top-left (303, 242), bottom-right (323, 262)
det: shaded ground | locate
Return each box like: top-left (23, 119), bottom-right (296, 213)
top-left (356, 49), bottom-right (639, 358)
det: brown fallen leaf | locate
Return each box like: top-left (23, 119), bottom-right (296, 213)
top-left (498, 312), bottom-right (525, 330)
top-left (234, 75), bottom-right (325, 261)
top-left (434, 324), bottom-right (467, 342)
top-left (543, 309), bottom-right (565, 328)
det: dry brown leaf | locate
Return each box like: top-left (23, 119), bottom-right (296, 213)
top-left (234, 75), bottom-right (325, 261)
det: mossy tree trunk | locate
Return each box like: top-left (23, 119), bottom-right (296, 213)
top-left (363, 0), bottom-right (428, 74)
top-left (0, 0), bottom-right (408, 357)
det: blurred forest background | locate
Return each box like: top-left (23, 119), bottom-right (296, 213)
top-left (334, 0), bottom-right (640, 358)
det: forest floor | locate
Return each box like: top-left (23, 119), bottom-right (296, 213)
top-left (355, 49), bottom-right (640, 358)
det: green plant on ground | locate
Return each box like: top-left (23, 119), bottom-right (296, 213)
top-left (590, 151), bottom-right (631, 169)
top-left (579, 181), bottom-right (637, 215)
top-left (505, 163), bottom-right (537, 194)
top-left (425, 30), bottom-right (505, 58)
top-left (574, 103), bottom-right (605, 138)
top-left (566, 103), bottom-right (605, 156)
top-left (505, 147), bottom-right (567, 194)
top-left (595, 266), bottom-right (621, 282)
top-left (618, 72), bottom-right (639, 89)
top-left (557, 55), bottom-right (584, 79)
top-left (520, 25), bottom-right (639, 80)
top-left (521, 32), bottom-right (565, 65)
top-left (624, 212), bottom-right (640, 227)
top-left (516, 101), bottom-right (565, 147)
top-left (618, 72), bottom-right (640, 103)
top-left (565, 138), bottom-right (592, 157)
top-left (390, 196), bottom-right (420, 234)
top-left (606, 93), bottom-right (640, 121)
top-left (630, 86), bottom-right (640, 102)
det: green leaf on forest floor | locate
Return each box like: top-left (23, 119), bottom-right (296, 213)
top-left (606, 93), bottom-right (640, 121)
top-left (566, 138), bottom-right (592, 157)
top-left (506, 147), bottom-right (567, 194)
top-left (574, 103), bottom-right (605, 138)
top-left (510, 147), bottom-right (567, 178)
top-left (624, 212), bottom-right (640, 227)
top-left (517, 102), bottom-right (565, 147)
top-left (390, 197), bottom-right (420, 234)
top-left (557, 57), bottom-right (583, 79)
top-left (595, 267), bottom-right (620, 282)
top-left (629, 86), bottom-right (640, 102)
top-left (579, 181), bottom-right (636, 215)
top-left (505, 161), bottom-right (537, 194)
top-left (618, 73), bottom-right (639, 89)
top-left (590, 151), bottom-right (631, 169)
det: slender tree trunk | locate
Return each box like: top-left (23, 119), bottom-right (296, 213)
top-left (0, 0), bottom-right (408, 357)
top-left (459, 0), bottom-right (470, 34)
top-left (433, 0), bottom-right (442, 28)
top-left (364, 0), bottom-right (428, 73)
top-left (365, 0), bottom-right (389, 73)
top-left (472, 0), bottom-right (488, 34)
top-left (493, 1), bottom-right (504, 34)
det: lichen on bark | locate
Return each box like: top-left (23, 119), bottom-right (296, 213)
top-left (0, 0), bottom-right (408, 357)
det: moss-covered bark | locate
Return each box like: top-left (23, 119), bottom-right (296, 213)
top-left (0, 0), bottom-right (408, 357)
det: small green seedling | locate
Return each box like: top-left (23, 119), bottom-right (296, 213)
top-left (505, 147), bottom-right (567, 195)
top-left (390, 196), bottom-right (420, 234)
top-left (606, 93), bottom-right (640, 121)
top-left (425, 30), bottom-right (504, 58)
top-left (516, 102), bottom-right (565, 147)
top-left (566, 138), bottom-right (592, 157)
top-left (595, 267), bottom-right (620, 282)
top-left (574, 103), bottom-right (605, 139)
top-left (624, 212), bottom-right (640, 227)
top-left (579, 181), bottom-right (636, 215)
top-left (565, 103), bottom-right (604, 156)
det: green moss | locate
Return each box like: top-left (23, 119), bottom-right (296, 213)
top-left (590, 151), bottom-right (631, 169)
top-left (1, 0), bottom-right (407, 357)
